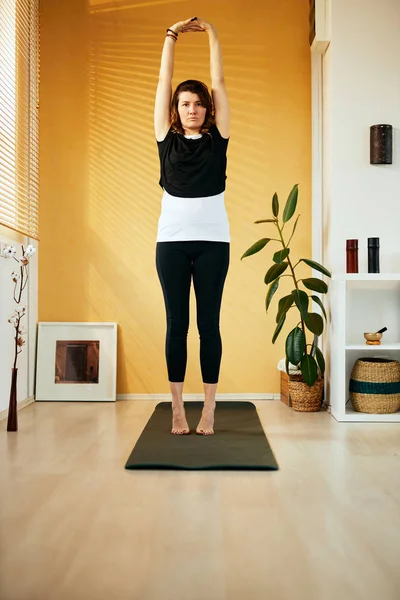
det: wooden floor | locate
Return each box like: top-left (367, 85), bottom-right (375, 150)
top-left (1, 400), bottom-right (399, 600)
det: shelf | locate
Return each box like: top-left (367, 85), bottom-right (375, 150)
top-left (345, 343), bottom-right (400, 350)
top-left (329, 275), bottom-right (400, 424)
top-left (336, 409), bottom-right (400, 423)
top-left (332, 273), bottom-right (400, 281)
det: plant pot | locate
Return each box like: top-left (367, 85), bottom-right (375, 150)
top-left (7, 368), bottom-right (18, 432)
top-left (288, 375), bottom-right (324, 412)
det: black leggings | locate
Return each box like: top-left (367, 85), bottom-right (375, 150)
top-left (156, 241), bottom-right (230, 384)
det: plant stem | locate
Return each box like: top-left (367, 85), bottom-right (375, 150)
top-left (275, 220), bottom-right (307, 349)
top-left (13, 315), bottom-right (21, 369)
top-left (12, 245), bottom-right (28, 368)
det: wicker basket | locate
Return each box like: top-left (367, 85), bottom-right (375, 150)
top-left (288, 376), bottom-right (324, 412)
top-left (349, 358), bottom-right (400, 414)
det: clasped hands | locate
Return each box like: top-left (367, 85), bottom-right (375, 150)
top-left (172, 17), bottom-right (214, 35)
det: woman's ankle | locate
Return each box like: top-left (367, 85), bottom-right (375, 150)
top-left (203, 399), bottom-right (216, 411)
top-left (170, 381), bottom-right (184, 404)
top-left (203, 382), bottom-right (217, 405)
top-left (172, 399), bottom-right (185, 411)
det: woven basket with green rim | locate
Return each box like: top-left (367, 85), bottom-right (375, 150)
top-left (349, 358), bottom-right (400, 414)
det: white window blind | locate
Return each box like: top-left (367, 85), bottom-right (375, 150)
top-left (0, 0), bottom-right (39, 240)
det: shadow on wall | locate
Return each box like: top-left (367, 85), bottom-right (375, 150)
top-left (86, 0), bottom-right (311, 387)
top-left (40, 0), bottom-right (311, 393)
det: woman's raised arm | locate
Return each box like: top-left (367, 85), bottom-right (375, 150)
top-left (154, 18), bottom-right (196, 141)
top-left (182, 19), bottom-right (230, 139)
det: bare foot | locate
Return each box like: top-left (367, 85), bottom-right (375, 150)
top-left (196, 403), bottom-right (215, 435)
top-left (171, 404), bottom-right (190, 435)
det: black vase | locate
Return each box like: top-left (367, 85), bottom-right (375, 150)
top-left (7, 368), bottom-right (18, 432)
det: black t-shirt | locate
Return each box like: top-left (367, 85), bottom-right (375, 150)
top-left (157, 124), bottom-right (229, 198)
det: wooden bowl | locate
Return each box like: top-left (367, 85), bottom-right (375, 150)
top-left (364, 332), bottom-right (383, 343)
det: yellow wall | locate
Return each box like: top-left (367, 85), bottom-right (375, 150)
top-left (39, 0), bottom-right (311, 394)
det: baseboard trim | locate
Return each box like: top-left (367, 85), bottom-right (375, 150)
top-left (0, 395), bottom-right (35, 422)
top-left (0, 395), bottom-right (280, 416)
top-left (117, 393), bottom-right (280, 401)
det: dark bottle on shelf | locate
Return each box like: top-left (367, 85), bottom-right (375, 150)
top-left (368, 237), bottom-right (380, 273)
top-left (346, 239), bottom-right (359, 273)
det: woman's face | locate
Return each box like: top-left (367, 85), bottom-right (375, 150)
top-left (177, 92), bottom-right (207, 133)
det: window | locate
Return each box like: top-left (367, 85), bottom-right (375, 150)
top-left (0, 0), bottom-right (39, 240)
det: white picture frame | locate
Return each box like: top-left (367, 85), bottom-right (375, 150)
top-left (35, 322), bottom-right (117, 402)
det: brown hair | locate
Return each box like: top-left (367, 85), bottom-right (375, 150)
top-left (170, 80), bottom-right (215, 135)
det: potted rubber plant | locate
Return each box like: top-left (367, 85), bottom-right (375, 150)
top-left (241, 184), bottom-right (331, 412)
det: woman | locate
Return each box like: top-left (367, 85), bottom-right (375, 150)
top-left (154, 17), bottom-right (230, 435)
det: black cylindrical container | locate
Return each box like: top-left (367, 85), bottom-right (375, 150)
top-left (346, 239), bottom-right (359, 273)
top-left (370, 125), bottom-right (392, 164)
top-left (368, 237), bottom-right (380, 273)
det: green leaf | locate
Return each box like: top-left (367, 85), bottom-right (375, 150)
top-left (272, 192), bottom-right (279, 217)
top-left (291, 289), bottom-right (309, 320)
top-left (311, 295), bottom-right (327, 321)
top-left (285, 327), bottom-right (306, 366)
top-left (273, 248), bottom-right (290, 264)
top-left (315, 346), bottom-right (325, 376)
top-left (302, 278), bottom-right (328, 294)
top-left (300, 354), bottom-right (319, 386)
top-left (254, 219), bottom-right (277, 224)
top-left (276, 294), bottom-right (294, 324)
top-left (241, 238), bottom-right (271, 259)
top-left (265, 278), bottom-right (280, 311)
top-left (287, 214), bottom-right (300, 244)
top-left (264, 262), bottom-right (288, 285)
top-left (300, 258), bottom-right (332, 278)
top-left (272, 314), bottom-right (286, 344)
top-left (282, 184), bottom-right (298, 223)
top-left (304, 312), bottom-right (324, 336)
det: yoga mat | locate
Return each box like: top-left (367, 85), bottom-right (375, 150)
top-left (125, 401), bottom-right (279, 470)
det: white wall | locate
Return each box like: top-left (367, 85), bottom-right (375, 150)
top-left (313, 0), bottom-right (400, 417)
top-left (324, 0), bottom-right (400, 274)
top-left (0, 228), bottom-right (38, 414)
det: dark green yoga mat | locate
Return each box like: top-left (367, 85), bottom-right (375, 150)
top-left (125, 401), bottom-right (278, 471)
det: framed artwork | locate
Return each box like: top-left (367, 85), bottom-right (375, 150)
top-left (35, 322), bottom-right (117, 401)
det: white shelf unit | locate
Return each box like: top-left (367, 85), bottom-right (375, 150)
top-left (329, 274), bottom-right (400, 422)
